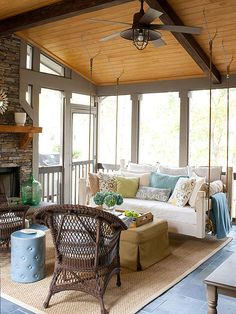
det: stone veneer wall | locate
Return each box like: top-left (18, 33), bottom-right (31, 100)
top-left (0, 35), bottom-right (33, 183)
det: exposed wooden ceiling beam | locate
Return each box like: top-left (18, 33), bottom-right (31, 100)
top-left (145, 0), bottom-right (221, 83)
top-left (0, 0), bottom-right (133, 36)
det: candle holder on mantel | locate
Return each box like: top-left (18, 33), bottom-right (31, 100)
top-left (14, 112), bottom-right (26, 126)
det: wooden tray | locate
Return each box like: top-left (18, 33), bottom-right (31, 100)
top-left (132, 211), bottom-right (153, 227)
top-left (116, 209), bottom-right (153, 228)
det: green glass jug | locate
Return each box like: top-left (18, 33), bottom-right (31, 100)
top-left (21, 173), bottom-right (42, 205)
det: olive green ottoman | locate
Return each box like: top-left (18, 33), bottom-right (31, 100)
top-left (120, 219), bottom-right (170, 271)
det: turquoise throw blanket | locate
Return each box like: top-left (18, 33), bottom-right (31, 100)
top-left (210, 192), bottom-right (232, 239)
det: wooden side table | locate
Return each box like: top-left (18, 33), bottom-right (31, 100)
top-left (204, 253), bottom-right (236, 313)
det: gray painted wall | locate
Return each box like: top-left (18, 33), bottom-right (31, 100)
top-left (96, 75), bottom-right (236, 96)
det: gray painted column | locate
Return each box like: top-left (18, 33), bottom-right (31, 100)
top-left (19, 43), bottom-right (34, 119)
top-left (131, 94), bottom-right (142, 163)
top-left (94, 96), bottom-right (99, 166)
top-left (32, 85), bottom-right (41, 179)
top-left (64, 67), bottom-right (72, 79)
top-left (179, 90), bottom-right (190, 167)
top-left (32, 47), bottom-right (40, 72)
top-left (63, 92), bottom-right (72, 203)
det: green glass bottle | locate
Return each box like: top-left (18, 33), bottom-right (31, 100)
top-left (21, 173), bottom-right (42, 205)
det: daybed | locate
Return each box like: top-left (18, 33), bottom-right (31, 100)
top-left (84, 164), bottom-right (233, 239)
top-left (118, 191), bottom-right (206, 238)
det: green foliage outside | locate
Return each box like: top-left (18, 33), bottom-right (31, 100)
top-left (52, 144), bottom-right (61, 153)
top-left (189, 89), bottom-right (236, 167)
top-left (72, 150), bottom-right (81, 160)
top-left (139, 92), bottom-right (180, 165)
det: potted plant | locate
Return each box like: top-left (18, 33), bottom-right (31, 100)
top-left (93, 191), bottom-right (123, 211)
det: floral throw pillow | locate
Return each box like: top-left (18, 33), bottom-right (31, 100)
top-left (98, 173), bottom-right (117, 192)
top-left (168, 178), bottom-right (196, 207)
top-left (136, 186), bottom-right (171, 202)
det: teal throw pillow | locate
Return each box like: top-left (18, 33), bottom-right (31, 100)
top-left (150, 172), bottom-right (187, 192)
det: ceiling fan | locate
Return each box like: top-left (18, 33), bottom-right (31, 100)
top-left (90, 0), bottom-right (202, 50)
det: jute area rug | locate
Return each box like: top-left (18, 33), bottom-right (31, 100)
top-left (1, 232), bottom-right (231, 314)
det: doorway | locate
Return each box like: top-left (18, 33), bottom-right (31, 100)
top-left (38, 88), bottom-right (64, 203)
top-left (71, 109), bottom-right (96, 204)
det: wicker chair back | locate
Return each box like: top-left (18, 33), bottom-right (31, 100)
top-left (0, 181), bottom-right (29, 250)
top-left (34, 204), bottom-right (127, 314)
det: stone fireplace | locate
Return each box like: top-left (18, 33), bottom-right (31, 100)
top-left (0, 166), bottom-right (20, 197)
top-left (0, 35), bottom-right (33, 193)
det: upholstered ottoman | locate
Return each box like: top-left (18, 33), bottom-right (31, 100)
top-left (120, 219), bottom-right (170, 271)
top-left (11, 229), bottom-right (45, 283)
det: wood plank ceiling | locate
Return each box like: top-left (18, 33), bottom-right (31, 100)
top-left (1, 0), bottom-right (235, 85)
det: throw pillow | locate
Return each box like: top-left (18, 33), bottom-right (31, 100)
top-left (98, 173), bottom-right (117, 193)
top-left (136, 186), bottom-right (171, 202)
top-left (188, 176), bottom-right (205, 208)
top-left (150, 172), bottom-right (186, 192)
top-left (116, 176), bottom-right (139, 198)
top-left (192, 166), bottom-right (222, 182)
top-left (88, 173), bottom-right (99, 195)
top-left (120, 170), bottom-right (150, 186)
top-left (127, 162), bottom-right (158, 173)
top-left (168, 177), bottom-right (196, 207)
top-left (200, 180), bottom-right (224, 197)
top-left (159, 164), bottom-right (189, 176)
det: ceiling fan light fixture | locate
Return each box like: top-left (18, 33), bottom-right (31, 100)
top-left (133, 28), bottom-right (149, 50)
top-left (120, 28), bottom-right (162, 51)
top-left (96, 0), bottom-right (202, 49)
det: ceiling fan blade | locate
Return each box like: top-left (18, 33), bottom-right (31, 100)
top-left (149, 24), bottom-right (202, 35)
top-left (99, 32), bottom-right (121, 42)
top-left (89, 18), bottom-right (131, 26)
top-left (139, 7), bottom-right (163, 24)
top-left (152, 38), bottom-right (166, 48)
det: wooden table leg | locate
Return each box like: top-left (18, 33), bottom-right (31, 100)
top-left (206, 284), bottom-right (218, 314)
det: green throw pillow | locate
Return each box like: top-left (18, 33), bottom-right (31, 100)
top-left (150, 172), bottom-right (187, 192)
top-left (116, 176), bottom-right (139, 198)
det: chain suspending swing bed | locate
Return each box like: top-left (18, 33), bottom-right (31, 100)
top-left (204, 11), bottom-right (233, 236)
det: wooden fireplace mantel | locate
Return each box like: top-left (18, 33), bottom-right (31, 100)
top-left (0, 125), bottom-right (42, 149)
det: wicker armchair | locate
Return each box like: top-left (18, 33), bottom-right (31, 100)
top-left (0, 187), bottom-right (29, 250)
top-left (34, 204), bottom-right (127, 314)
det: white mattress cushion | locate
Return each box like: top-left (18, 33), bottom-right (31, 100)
top-left (159, 164), bottom-right (189, 176)
top-left (191, 166), bottom-right (222, 182)
top-left (117, 198), bottom-right (197, 225)
top-left (127, 162), bottom-right (158, 173)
